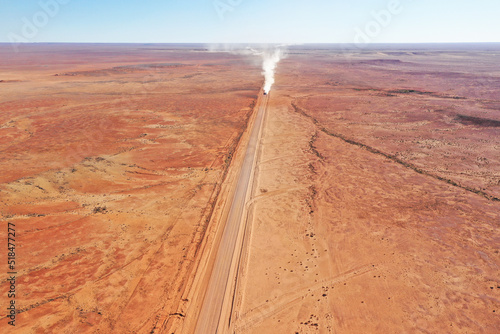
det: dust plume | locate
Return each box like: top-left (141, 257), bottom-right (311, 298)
top-left (206, 44), bottom-right (287, 94)
top-left (262, 48), bottom-right (284, 94)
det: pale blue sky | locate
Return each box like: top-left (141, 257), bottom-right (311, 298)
top-left (1, 0), bottom-right (499, 43)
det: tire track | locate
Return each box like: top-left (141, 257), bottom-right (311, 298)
top-left (194, 95), bottom-right (268, 333)
top-left (234, 264), bottom-right (375, 331)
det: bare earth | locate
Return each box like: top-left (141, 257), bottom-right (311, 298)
top-left (231, 46), bottom-right (500, 333)
top-left (1, 44), bottom-right (499, 333)
top-left (0, 44), bottom-right (261, 333)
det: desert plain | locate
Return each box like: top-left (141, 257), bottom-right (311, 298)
top-left (0, 44), bottom-right (499, 333)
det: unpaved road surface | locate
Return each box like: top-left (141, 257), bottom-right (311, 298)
top-left (231, 47), bottom-right (500, 334)
top-left (195, 95), bottom-right (268, 333)
top-left (0, 44), bottom-right (263, 333)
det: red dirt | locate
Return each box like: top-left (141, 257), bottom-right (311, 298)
top-left (232, 46), bottom-right (500, 334)
top-left (1, 44), bottom-right (499, 334)
top-left (0, 44), bottom-right (262, 333)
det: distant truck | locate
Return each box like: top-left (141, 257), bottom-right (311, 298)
top-left (263, 91), bottom-right (267, 95)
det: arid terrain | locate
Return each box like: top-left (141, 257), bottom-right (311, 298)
top-left (0, 44), bottom-right (262, 333)
top-left (230, 45), bottom-right (500, 333)
top-left (1, 44), bottom-right (499, 334)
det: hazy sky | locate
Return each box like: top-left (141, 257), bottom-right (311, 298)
top-left (1, 0), bottom-right (499, 44)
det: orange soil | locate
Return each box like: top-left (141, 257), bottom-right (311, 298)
top-left (0, 44), bottom-right (262, 333)
top-left (232, 47), bottom-right (500, 333)
top-left (1, 44), bottom-right (499, 334)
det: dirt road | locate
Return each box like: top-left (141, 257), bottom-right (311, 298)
top-left (194, 95), bottom-right (268, 333)
top-left (230, 49), bottom-right (500, 333)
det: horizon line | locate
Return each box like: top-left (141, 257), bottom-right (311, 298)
top-left (1, 42), bottom-right (500, 45)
